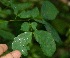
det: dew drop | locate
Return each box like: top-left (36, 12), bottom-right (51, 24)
top-left (12, 43), bottom-right (13, 45)
top-left (24, 32), bottom-right (27, 34)
top-left (19, 39), bottom-right (20, 40)
top-left (27, 38), bottom-right (28, 39)
top-left (15, 41), bottom-right (16, 42)
top-left (23, 45), bottom-right (24, 46)
top-left (14, 37), bottom-right (17, 40)
top-left (22, 50), bottom-right (24, 52)
top-left (20, 42), bottom-right (21, 43)
top-left (24, 39), bottom-right (25, 40)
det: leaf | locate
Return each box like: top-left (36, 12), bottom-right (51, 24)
top-left (12, 32), bottom-right (32, 56)
top-left (34, 30), bottom-right (56, 56)
top-left (0, 20), bottom-right (8, 30)
top-left (0, 9), bottom-right (12, 18)
top-left (11, 2), bottom-right (33, 15)
top-left (18, 10), bottom-right (31, 18)
top-left (0, 0), bottom-right (12, 7)
top-left (31, 7), bottom-right (39, 18)
top-left (35, 19), bottom-right (62, 44)
top-left (41, 1), bottom-right (59, 20)
top-left (18, 7), bottom-right (39, 18)
top-left (21, 22), bottom-right (30, 31)
top-left (31, 22), bottom-right (37, 30)
top-left (0, 29), bottom-right (15, 40)
top-left (4, 9), bottom-right (12, 15)
top-left (44, 21), bottom-right (63, 44)
top-left (51, 19), bottom-right (70, 35)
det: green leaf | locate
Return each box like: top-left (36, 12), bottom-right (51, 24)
top-left (21, 22), bottom-right (30, 31)
top-left (11, 2), bottom-right (33, 15)
top-left (4, 9), bottom-right (12, 15)
top-left (34, 30), bottom-right (56, 56)
top-left (41, 1), bottom-right (59, 20)
top-left (51, 19), bottom-right (70, 35)
top-left (0, 0), bottom-right (12, 7)
top-left (18, 7), bottom-right (39, 18)
top-left (12, 32), bottom-right (32, 56)
top-left (35, 19), bottom-right (62, 44)
top-left (31, 7), bottom-right (39, 18)
top-left (0, 8), bottom-right (11, 18)
top-left (0, 29), bottom-right (15, 40)
top-left (0, 20), bottom-right (8, 30)
top-left (44, 21), bottom-right (63, 44)
top-left (31, 22), bottom-right (37, 30)
top-left (18, 10), bottom-right (31, 18)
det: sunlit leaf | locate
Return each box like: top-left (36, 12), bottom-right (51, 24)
top-left (12, 32), bottom-right (32, 56)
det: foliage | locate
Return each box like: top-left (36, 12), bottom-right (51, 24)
top-left (12, 32), bottom-right (32, 56)
top-left (0, 0), bottom-right (70, 58)
top-left (41, 1), bottom-right (59, 20)
top-left (34, 30), bottom-right (56, 56)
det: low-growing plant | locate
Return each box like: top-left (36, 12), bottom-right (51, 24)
top-left (0, 0), bottom-right (70, 58)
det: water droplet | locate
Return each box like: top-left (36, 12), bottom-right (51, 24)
top-left (27, 38), bottom-right (28, 39)
top-left (14, 37), bottom-right (17, 40)
top-left (24, 39), bottom-right (25, 40)
top-left (12, 43), bottom-right (13, 45)
top-left (22, 50), bottom-right (24, 52)
top-left (15, 41), bottom-right (16, 42)
top-left (24, 32), bottom-right (27, 34)
top-left (20, 42), bottom-right (21, 43)
top-left (19, 39), bottom-right (20, 40)
top-left (14, 38), bottom-right (15, 40)
top-left (23, 45), bottom-right (24, 46)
